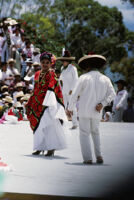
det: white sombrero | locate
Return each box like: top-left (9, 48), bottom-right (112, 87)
top-left (57, 50), bottom-right (75, 61)
top-left (78, 54), bottom-right (106, 69)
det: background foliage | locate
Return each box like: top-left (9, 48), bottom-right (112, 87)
top-left (0, 0), bottom-right (134, 89)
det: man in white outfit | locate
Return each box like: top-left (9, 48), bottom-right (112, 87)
top-left (112, 79), bottom-right (128, 122)
top-left (68, 54), bottom-right (116, 164)
top-left (58, 50), bottom-right (79, 129)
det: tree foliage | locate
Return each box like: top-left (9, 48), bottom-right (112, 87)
top-left (0, 0), bottom-right (134, 87)
top-left (111, 57), bottom-right (134, 87)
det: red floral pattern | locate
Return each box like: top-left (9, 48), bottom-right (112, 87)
top-left (25, 70), bottom-right (64, 132)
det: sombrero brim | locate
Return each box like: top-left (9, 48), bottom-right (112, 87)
top-left (57, 57), bottom-right (75, 61)
top-left (78, 55), bottom-right (106, 69)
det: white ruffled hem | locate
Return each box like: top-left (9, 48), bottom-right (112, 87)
top-left (33, 108), bottom-right (67, 151)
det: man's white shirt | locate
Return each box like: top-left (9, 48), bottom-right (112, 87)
top-left (68, 71), bottom-right (116, 119)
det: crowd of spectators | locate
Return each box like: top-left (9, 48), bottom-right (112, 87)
top-left (0, 17), bottom-right (41, 123)
top-left (0, 17), bottom-right (134, 124)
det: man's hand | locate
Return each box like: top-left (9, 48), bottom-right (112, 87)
top-left (66, 110), bottom-right (73, 118)
top-left (69, 90), bottom-right (72, 95)
top-left (95, 103), bottom-right (103, 113)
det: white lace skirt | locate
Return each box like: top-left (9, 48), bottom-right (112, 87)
top-left (33, 107), bottom-right (67, 151)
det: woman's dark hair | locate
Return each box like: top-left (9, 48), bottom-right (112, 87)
top-left (40, 51), bottom-right (52, 62)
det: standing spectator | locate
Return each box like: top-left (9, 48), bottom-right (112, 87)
top-left (68, 53), bottom-right (116, 164)
top-left (0, 62), bottom-right (13, 86)
top-left (32, 48), bottom-right (40, 63)
top-left (1, 23), bottom-right (11, 62)
top-left (20, 53), bottom-right (27, 78)
top-left (58, 50), bottom-right (79, 129)
top-left (122, 97), bottom-right (134, 122)
top-left (11, 28), bottom-right (21, 58)
top-left (112, 79), bottom-right (128, 122)
top-left (0, 32), bottom-right (4, 65)
top-left (7, 58), bottom-right (19, 76)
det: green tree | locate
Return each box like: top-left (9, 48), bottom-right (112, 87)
top-left (50, 0), bottom-right (133, 64)
top-left (111, 57), bottom-right (134, 88)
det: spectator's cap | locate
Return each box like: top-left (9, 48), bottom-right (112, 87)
top-left (7, 58), bottom-right (16, 64)
top-left (115, 79), bottom-right (127, 86)
top-left (6, 18), bottom-right (12, 21)
top-left (4, 21), bottom-right (10, 25)
top-left (78, 53), bottom-right (106, 69)
top-left (57, 50), bottom-right (75, 61)
top-left (24, 76), bottom-right (31, 81)
top-left (1, 85), bottom-right (8, 91)
top-left (10, 20), bottom-right (18, 26)
top-left (15, 91), bottom-right (24, 99)
top-left (33, 62), bottom-right (40, 66)
top-left (2, 92), bottom-right (9, 96)
top-left (21, 94), bottom-right (30, 101)
top-left (15, 82), bottom-right (23, 88)
top-left (4, 96), bottom-right (13, 104)
top-left (33, 48), bottom-right (40, 53)
top-left (14, 72), bottom-right (21, 77)
top-left (26, 58), bottom-right (33, 63)
top-left (14, 101), bottom-right (23, 108)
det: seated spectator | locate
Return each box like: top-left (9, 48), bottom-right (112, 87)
top-left (25, 58), bottom-right (33, 76)
top-left (1, 85), bottom-right (8, 93)
top-left (9, 72), bottom-right (23, 94)
top-left (22, 40), bottom-right (34, 58)
top-left (32, 48), bottom-right (40, 63)
top-left (7, 58), bottom-right (19, 76)
top-left (23, 77), bottom-right (33, 94)
top-left (0, 62), bottom-right (13, 86)
top-left (122, 97), bottom-right (134, 122)
top-left (13, 82), bottom-right (24, 101)
top-left (13, 101), bottom-right (24, 121)
top-left (14, 91), bottom-right (24, 103)
top-left (26, 61), bottom-right (40, 77)
top-left (0, 96), bottom-right (18, 124)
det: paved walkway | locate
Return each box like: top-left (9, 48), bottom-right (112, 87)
top-left (0, 121), bottom-right (134, 199)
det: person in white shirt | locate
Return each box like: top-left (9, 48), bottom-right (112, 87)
top-left (112, 79), bottom-right (128, 122)
top-left (32, 48), bottom-right (40, 63)
top-left (11, 28), bottom-right (21, 48)
top-left (7, 58), bottom-right (19, 76)
top-left (23, 40), bottom-right (34, 58)
top-left (0, 33), bottom-right (5, 62)
top-left (0, 62), bottom-right (13, 86)
top-left (58, 50), bottom-right (79, 129)
top-left (67, 54), bottom-right (116, 164)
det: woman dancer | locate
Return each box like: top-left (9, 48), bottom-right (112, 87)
top-left (25, 52), bottom-right (67, 156)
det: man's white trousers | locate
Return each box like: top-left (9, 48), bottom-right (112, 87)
top-left (79, 117), bottom-right (102, 161)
